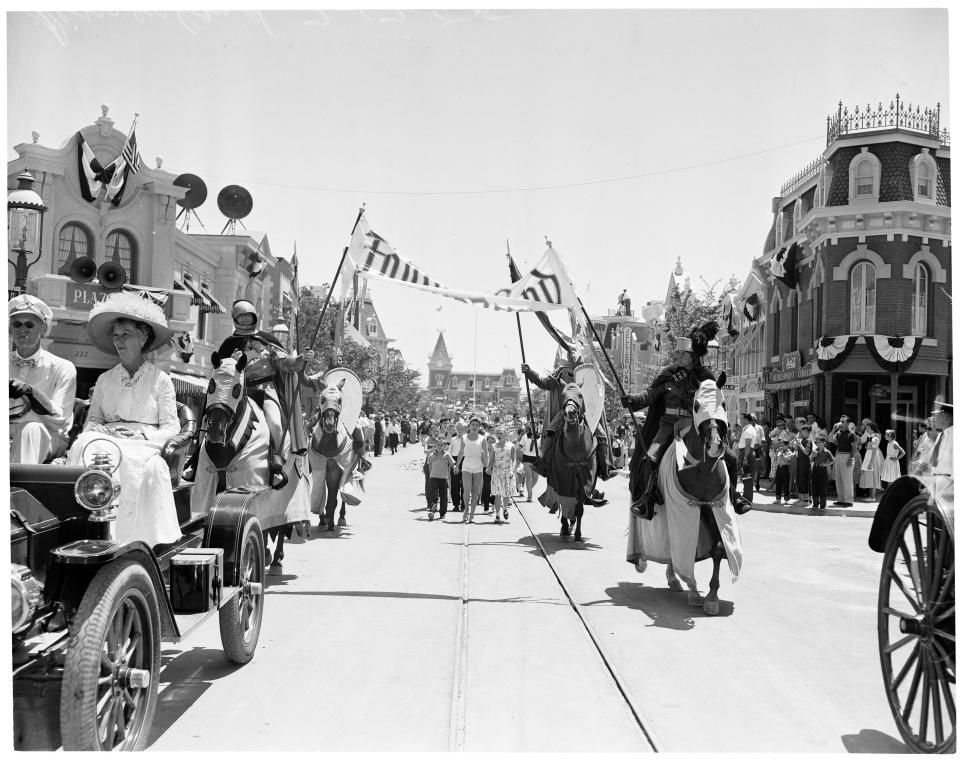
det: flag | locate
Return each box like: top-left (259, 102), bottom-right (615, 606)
top-left (344, 211), bottom-right (578, 311)
top-left (506, 251), bottom-right (576, 353)
top-left (724, 293), bottom-right (740, 338)
top-left (742, 292), bottom-right (762, 323)
top-left (121, 130), bottom-right (142, 174)
top-left (770, 242), bottom-right (799, 289)
top-left (76, 132), bottom-right (116, 202)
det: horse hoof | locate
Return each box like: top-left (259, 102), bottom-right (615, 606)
top-left (704, 598), bottom-right (720, 616)
top-left (634, 559), bottom-right (647, 574)
top-left (687, 591), bottom-right (704, 607)
top-left (268, 562), bottom-right (283, 576)
top-left (562, 534), bottom-right (571, 543)
top-left (667, 579), bottom-right (683, 592)
top-left (337, 516), bottom-right (347, 527)
top-left (573, 537), bottom-right (585, 547)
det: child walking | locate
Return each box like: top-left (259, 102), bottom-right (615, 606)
top-left (809, 432), bottom-right (836, 510)
top-left (424, 437), bottom-right (455, 520)
top-left (490, 427), bottom-right (517, 524)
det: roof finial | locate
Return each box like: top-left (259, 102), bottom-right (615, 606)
top-left (544, 235), bottom-right (552, 248)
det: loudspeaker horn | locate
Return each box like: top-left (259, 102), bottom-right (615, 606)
top-left (97, 261), bottom-right (127, 290)
top-left (68, 256), bottom-right (97, 283)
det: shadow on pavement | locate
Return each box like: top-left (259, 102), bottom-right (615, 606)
top-left (580, 581), bottom-right (734, 630)
top-left (841, 728), bottom-right (909, 753)
top-left (264, 569), bottom-right (299, 586)
top-left (514, 532), bottom-right (603, 556)
top-left (149, 647), bottom-right (244, 747)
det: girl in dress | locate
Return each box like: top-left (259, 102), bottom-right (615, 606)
top-left (66, 292), bottom-right (181, 548)
top-left (489, 427), bottom-right (516, 524)
top-left (793, 424), bottom-right (813, 507)
top-left (858, 423), bottom-right (883, 501)
top-left (517, 424), bottom-right (539, 502)
top-left (881, 429), bottom-right (905, 488)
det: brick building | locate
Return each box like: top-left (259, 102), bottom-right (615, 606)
top-left (759, 96), bottom-right (950, 456)
top-left (426, 332), bottom-right (521, 409)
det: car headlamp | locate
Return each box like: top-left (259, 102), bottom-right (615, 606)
top-left (74, 470), bottom-right (120, 512)
top-left (11, 564), bottom-right (41, 635)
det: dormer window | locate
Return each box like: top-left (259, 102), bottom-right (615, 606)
top-left (849, 148), bottom-right (881, 204)
top-left (910, 149), bottom-right (937, 204)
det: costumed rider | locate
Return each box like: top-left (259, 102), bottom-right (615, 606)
top-left (214, 299), bottom-right (291, 488)
top-left (9, 294), bottom-right (77, 464)
top-left (521, 349), bottom-right (614, 504)
top-left (621, 320), bottom-right (750, 518)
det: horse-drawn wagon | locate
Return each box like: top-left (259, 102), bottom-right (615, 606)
top-left (867, 443), bottom-right (954, 753)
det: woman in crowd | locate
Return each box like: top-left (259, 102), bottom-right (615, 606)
top-left (517, 424), bottom-right (539, 502)
top-left (880, 428), bottom-right (905, 489)
top-left (858, 422), bottom-right (883, 501)
top-left (66, 292), bottom-right (181, 548)
top-left (386, 416), bottom-right (400, 455)
top-left (456, 417), bottom-right (487, 523)
top-left (489, 427), bottom-right (517, 524)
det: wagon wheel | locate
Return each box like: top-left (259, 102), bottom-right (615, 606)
top-left (878, 494), bottom-right (955, 753)
top-left (219, 517), bottom-right (265, 664)
top-left (60, 558), bottom-right (161, 751)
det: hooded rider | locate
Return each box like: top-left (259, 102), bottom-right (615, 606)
top-left (521, 350), bottom-right (613, 502)
top-left (622, 321), bottom-right (750, 518)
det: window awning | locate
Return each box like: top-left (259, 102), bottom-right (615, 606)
top-left (200, 282), bottom-right (225, 314)
top-left (176, 277), bottom-right (205, 307)
top-left (169, 371), bottom-right (209, 397)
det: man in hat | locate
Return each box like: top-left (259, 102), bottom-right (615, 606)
top-left (9, 294), bottom-right (77, 464)
top-left (622, 321), bottom-right (749, 518)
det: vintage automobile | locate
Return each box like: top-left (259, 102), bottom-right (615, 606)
top-left (868, 431), bottom-right (955, 754)
top-left (11, 404), bottom-right (273, 751)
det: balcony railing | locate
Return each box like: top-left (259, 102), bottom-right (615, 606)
top-left (826, 94), bottom-right (947, 146)
top-left (780, 156), bottom-right (824, 197)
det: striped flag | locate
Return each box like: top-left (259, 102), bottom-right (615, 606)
top-left (76, 132), bottom-right (115, 201)
top-left (121, 130), bottom-right (142, 174)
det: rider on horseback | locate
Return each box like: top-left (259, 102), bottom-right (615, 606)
top-left (622, 321), bottom-right (750, 519)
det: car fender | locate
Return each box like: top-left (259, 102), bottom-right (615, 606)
top-left (205, 488), bottom-right (265, 585)
top-left (45, 540), bottom-right (180, 638)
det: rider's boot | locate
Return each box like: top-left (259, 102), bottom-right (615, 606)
top-left (268, 448), bottom-right (289, 490)
top-left (725, 451), bottom-right (751, 514)
top-left (630, 456), bottom-right (662, 520)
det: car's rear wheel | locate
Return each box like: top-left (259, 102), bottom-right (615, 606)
top-left (219, 517), bottom-right (265, 664)
top-left (60, 558), bottom-right (160, 751)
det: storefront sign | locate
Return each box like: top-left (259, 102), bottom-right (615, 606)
top-left (764, 359), bottom-right (821, 387)
top-left (65, 283), bottom-right (115, 310)
top-left (781, 350), bottom-right (802, 372)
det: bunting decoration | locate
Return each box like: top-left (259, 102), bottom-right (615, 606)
top-left (770, 242), bottom-right (800, 289)
top-left (76, 117), bottom-right (143, 206)
top-left (742, 292), bottom-right (763, 322)
top-left (863, 335), bottom-right (924, 374)
top-left (723, 293), bottom-right (740, 338)
top-left (815, 335), bottom-right (858, 371)
top-left (77, 132), bottom-right (116, 202)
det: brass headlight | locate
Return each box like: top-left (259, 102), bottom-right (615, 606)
top-left (74, 470), bottom-right (121, 513)
top-left (11, 565), bottom-right (41, 634)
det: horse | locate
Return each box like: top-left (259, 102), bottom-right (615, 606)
top-left (626, 378), bottom-right (743, 615)
top-left (538, 380), bottom-right (597, 544)
top-left (191, 351), bottom-right (312, 572)
top-left (307, 378), bottom-right (366, 533)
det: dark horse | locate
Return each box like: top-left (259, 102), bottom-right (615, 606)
top-left (540, 381), bottom-right (597, 544)
top-left (626, 378), bottom-right (743, 614)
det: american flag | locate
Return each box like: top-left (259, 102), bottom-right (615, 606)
top-left (121, 130), bottom-right (142, 174)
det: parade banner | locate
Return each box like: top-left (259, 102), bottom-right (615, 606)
top-left (342, 213), bottom-right (580, 312)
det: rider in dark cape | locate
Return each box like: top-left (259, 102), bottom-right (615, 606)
top-left (623, 320), bottom-right (750, 519)
top-left (521, 349), bottom-right (613, 505)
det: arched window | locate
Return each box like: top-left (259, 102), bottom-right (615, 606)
top-left (855, 159), bottom-right (874, 196)
top-left (912, 263), bottom-right (930, 335)
top-left (917, 162), bottom-right (933, 199)
top-left (366, 317), bottom-right (378, 337)
top-left (849, 261), bottom-right (876, 334)
top-left (55, 223), bottom-right (93, 275)
top-left (104, 229), bottom-right (138, 284)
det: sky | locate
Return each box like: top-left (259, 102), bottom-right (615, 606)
top-left (5, 6), bottom-right (952, 386)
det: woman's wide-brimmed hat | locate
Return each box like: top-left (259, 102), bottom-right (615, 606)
top-left (86, 290), bottom-right (173, 356)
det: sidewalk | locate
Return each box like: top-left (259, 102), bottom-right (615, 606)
top-left (611, 469), bottom-right (878, 519)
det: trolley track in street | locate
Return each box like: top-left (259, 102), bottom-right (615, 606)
top-left (447, 495), bottom-right (661, 753)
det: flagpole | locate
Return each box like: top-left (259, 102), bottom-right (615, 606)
top-left (506, 242), bottom-right (539, 458)
top-left (308, 205), bottom-right (365, 351)
top-left (293, 240), bottom-right (300, 354)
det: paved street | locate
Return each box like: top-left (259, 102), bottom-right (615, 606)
top-left (146, 443), bottom-right (908, 752)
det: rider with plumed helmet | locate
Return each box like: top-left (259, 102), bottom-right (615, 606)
top-left (622, 321), bottom-right (749, 518)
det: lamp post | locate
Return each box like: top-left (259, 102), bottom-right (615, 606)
top-left (8, 171), bottom-right (47, 294)
top-left (271, 321), bottom-right (290, 352)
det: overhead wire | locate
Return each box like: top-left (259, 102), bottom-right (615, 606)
top-left (199, 134), bottom-right (825, 197)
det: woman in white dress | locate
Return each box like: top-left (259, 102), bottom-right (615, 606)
top-left (67, 291), bottom-right (181, 547)
top-left (880, 429), bottom-right (904, 487)
top-left (858, 423), bottom-right (883, 500)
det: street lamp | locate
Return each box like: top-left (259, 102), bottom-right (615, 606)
top-left (271, 321), bottom-right (289, 351)
top-left (8, 171), bottom-right (47, 294)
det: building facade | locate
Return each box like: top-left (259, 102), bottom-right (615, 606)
top-left (426, 332), bottom-right (521, 409)
top-left (7, 106), bottom-right (297, 413)
top-left (760, 96), bottom-right (950, 457)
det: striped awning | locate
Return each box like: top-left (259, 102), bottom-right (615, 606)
top-left (169, 371), bottom-right (208, 397)
top-left (199, 282), bottom-right (225, 314)
top-left (175, 277), bottom-right (205, 307)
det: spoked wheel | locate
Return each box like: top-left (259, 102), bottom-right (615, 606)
top-left (219, 517), bottom-right (265, 664)
top-left (60, 559), bottom-right (161, 751)
top-left (878, 495), bottom-right (955, 753)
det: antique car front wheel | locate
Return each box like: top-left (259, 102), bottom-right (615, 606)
top-left (60, 558), bottom-right (161, 751)
top-left (218, 517), bottom-right (265, 664)
top-left (878, 494), bottom-right (955, 753)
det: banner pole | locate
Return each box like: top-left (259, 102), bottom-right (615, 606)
top-left (507, 243), bottom-right (539, 458)
top-left (308, 205), bottom-right (365, 350)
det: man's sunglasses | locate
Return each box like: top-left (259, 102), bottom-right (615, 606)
top-left (10, 321), bottom-right (38, 329)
